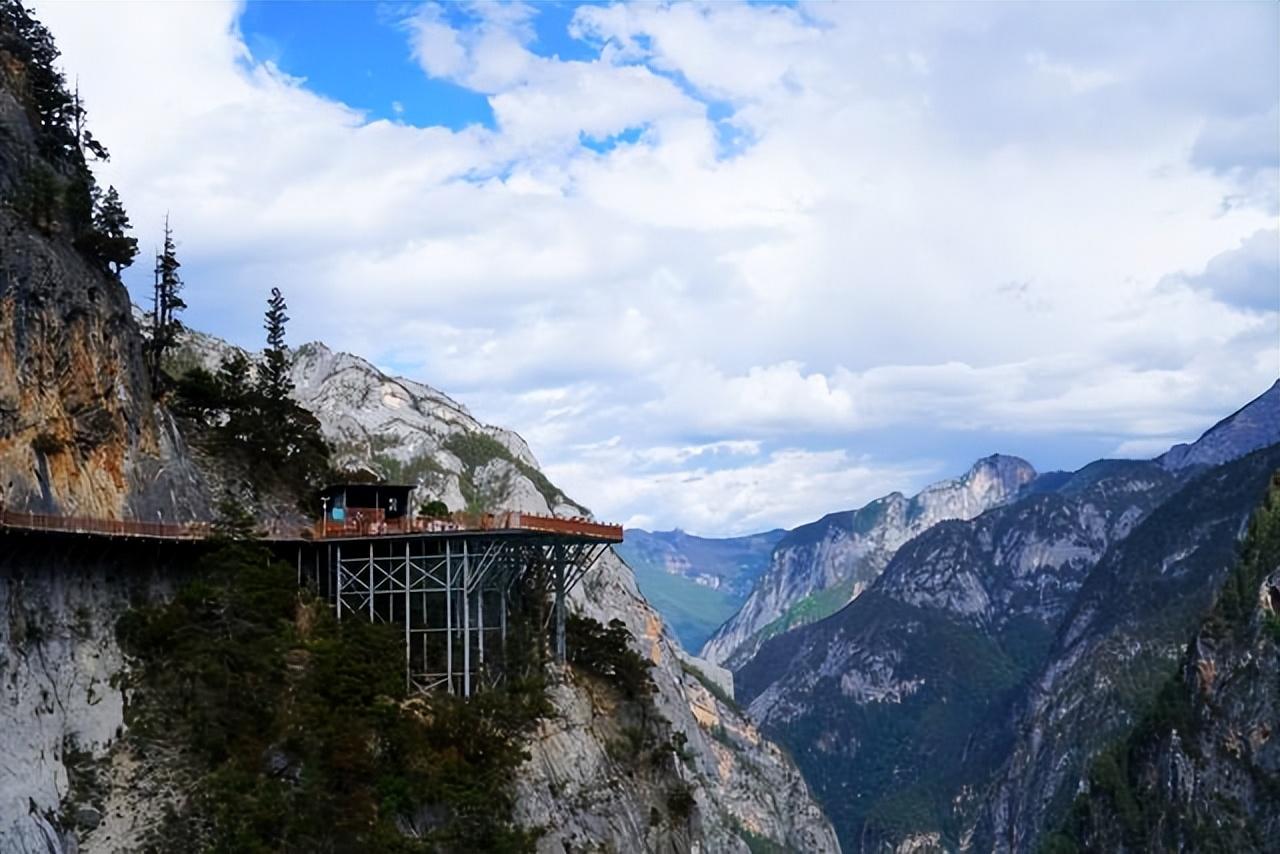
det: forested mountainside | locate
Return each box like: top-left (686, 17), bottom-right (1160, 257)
top-left (1044, 473), bottom-right (1280, 853)
top-left (702, 455), bottom-right (1036, 670)
top-left (0, 6), bottom-right (837, 851)
top-left (735, 381), bottom-right (1280, 853)
top-left (616, 527), bottom-right (785, 651)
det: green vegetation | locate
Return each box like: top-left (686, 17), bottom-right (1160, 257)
top-left (756, 577), bottom-right (857, 646)
top-left (565, 614), bottom-right (700, 828)
top-left (30, 431), bottom-right (63, 455)
top-left (738, 825), bottom-right (790, 854)
top-left (146, 216), bottom-right (185, 386)
top-left (173, 291), bottom-right (330, 502)
top-left (742, 590), bottom-right (1040, 851)
top-left (679, 659), bottom-right (740, 714)
top-left (328, 436), bottom-right (449, 492)
top-left (116, 536), bottom-right (551, 852)
top-left (444, 432), bottom-right (570, 514)
top-left (566, 614), bottom-right (654, 702)
top-left (419, 499), bottom-right (449, 518)
top-left (0, 0), bottom-right (139, 275)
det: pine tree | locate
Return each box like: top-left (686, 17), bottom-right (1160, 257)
top-left (212, 484), bottom-right (259, 542)
top-left (92, 186), bottom-right (137, 274)
top-left (148, 216), bottom-right (186, 384)
top-left (239, 288), bottom-right (329, 494)
top-left (258, 287), bottom-right (293, 408)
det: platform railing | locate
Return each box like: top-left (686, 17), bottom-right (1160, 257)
top-left (311, 510), bottom-right (623, 542)
top-left (1, 505), bottom-right (622, 544)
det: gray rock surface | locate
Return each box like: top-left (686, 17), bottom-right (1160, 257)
top-left (1044, 475), bottom-right (1280, 853)
top-left (0, 540), bottom-right (183, 853)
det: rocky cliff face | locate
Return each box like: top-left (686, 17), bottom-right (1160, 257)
top-left (519, 550), bottom-right (838, 853)
top-left (702, 455), bottom-right (1036, 670)
top-left (0, 88), bottom-right (207, 523)
top-left (170, 331), bottom-right (585, 519)
top-left (0, 537), bottom-right (189, 852)
top-left (975, 444), bottom-right (1280, 853)
top-left (1045, 472), bottom-right (1280, 853)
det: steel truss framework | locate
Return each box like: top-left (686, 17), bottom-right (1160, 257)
top-left (298, 533), bottom-right (610, 696)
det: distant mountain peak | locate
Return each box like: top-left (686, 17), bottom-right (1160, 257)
top-left (1158, 379), bottom-right (1280, 471)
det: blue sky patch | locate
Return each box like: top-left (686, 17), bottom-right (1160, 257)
top-left (239, 0), bottom-right (495, 129)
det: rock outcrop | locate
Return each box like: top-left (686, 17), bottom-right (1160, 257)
top-left (975, 445), bottom-right (1280, 852)
top-left (0, 538), bottom-right (187, 851)
top-left (736, 457), bottom-right (1182, 850)
top-left (518, 549), bottom-right (839, 853)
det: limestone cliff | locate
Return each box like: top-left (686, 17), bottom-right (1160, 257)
top-left (0, 82), bottom-right (206, 522)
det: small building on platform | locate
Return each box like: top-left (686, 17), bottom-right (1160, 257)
top-left (319, 482), bottom-right (415, 534)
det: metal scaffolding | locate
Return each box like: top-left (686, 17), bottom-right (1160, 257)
top-left (299, 532), bottom-right (612, 696)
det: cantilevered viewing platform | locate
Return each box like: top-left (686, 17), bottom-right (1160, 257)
top-left (296, 489), bottom-right (622, 696)
top-left (0, 493), bottom-right (623, 698)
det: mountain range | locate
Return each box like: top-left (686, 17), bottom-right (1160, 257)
top-left (701, 454), bottom-right (1038, 670)
top-left (732, 381), bottom-right (1280, 851)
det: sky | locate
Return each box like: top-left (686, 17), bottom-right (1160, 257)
top-left (33, 0), bottom-right (1280, 537)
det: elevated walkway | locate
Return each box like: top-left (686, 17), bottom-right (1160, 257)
top-left (1, 505), bottom-right (622, 696)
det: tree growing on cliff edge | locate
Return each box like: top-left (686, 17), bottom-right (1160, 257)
top-left (91, 186), bottom-right (137, 274)
top-left (147, 215), bottom-right (185, 385)
top-left (258, 287), bottom-right (293, 408)
top-left (70, 184), bottom-right (138, 275)
top-left (253, 288), bottom-right (329, 493)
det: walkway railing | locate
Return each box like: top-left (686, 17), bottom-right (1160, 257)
top-left (0, 507), bottom-right (212, 540)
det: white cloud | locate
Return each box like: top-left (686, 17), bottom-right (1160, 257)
top-left (1175, 229), bottom-right (1280, 312)
top-left (31, 0), bottom-right (1280, 535)
top-left (546, 444), bottom-right (937, 537)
